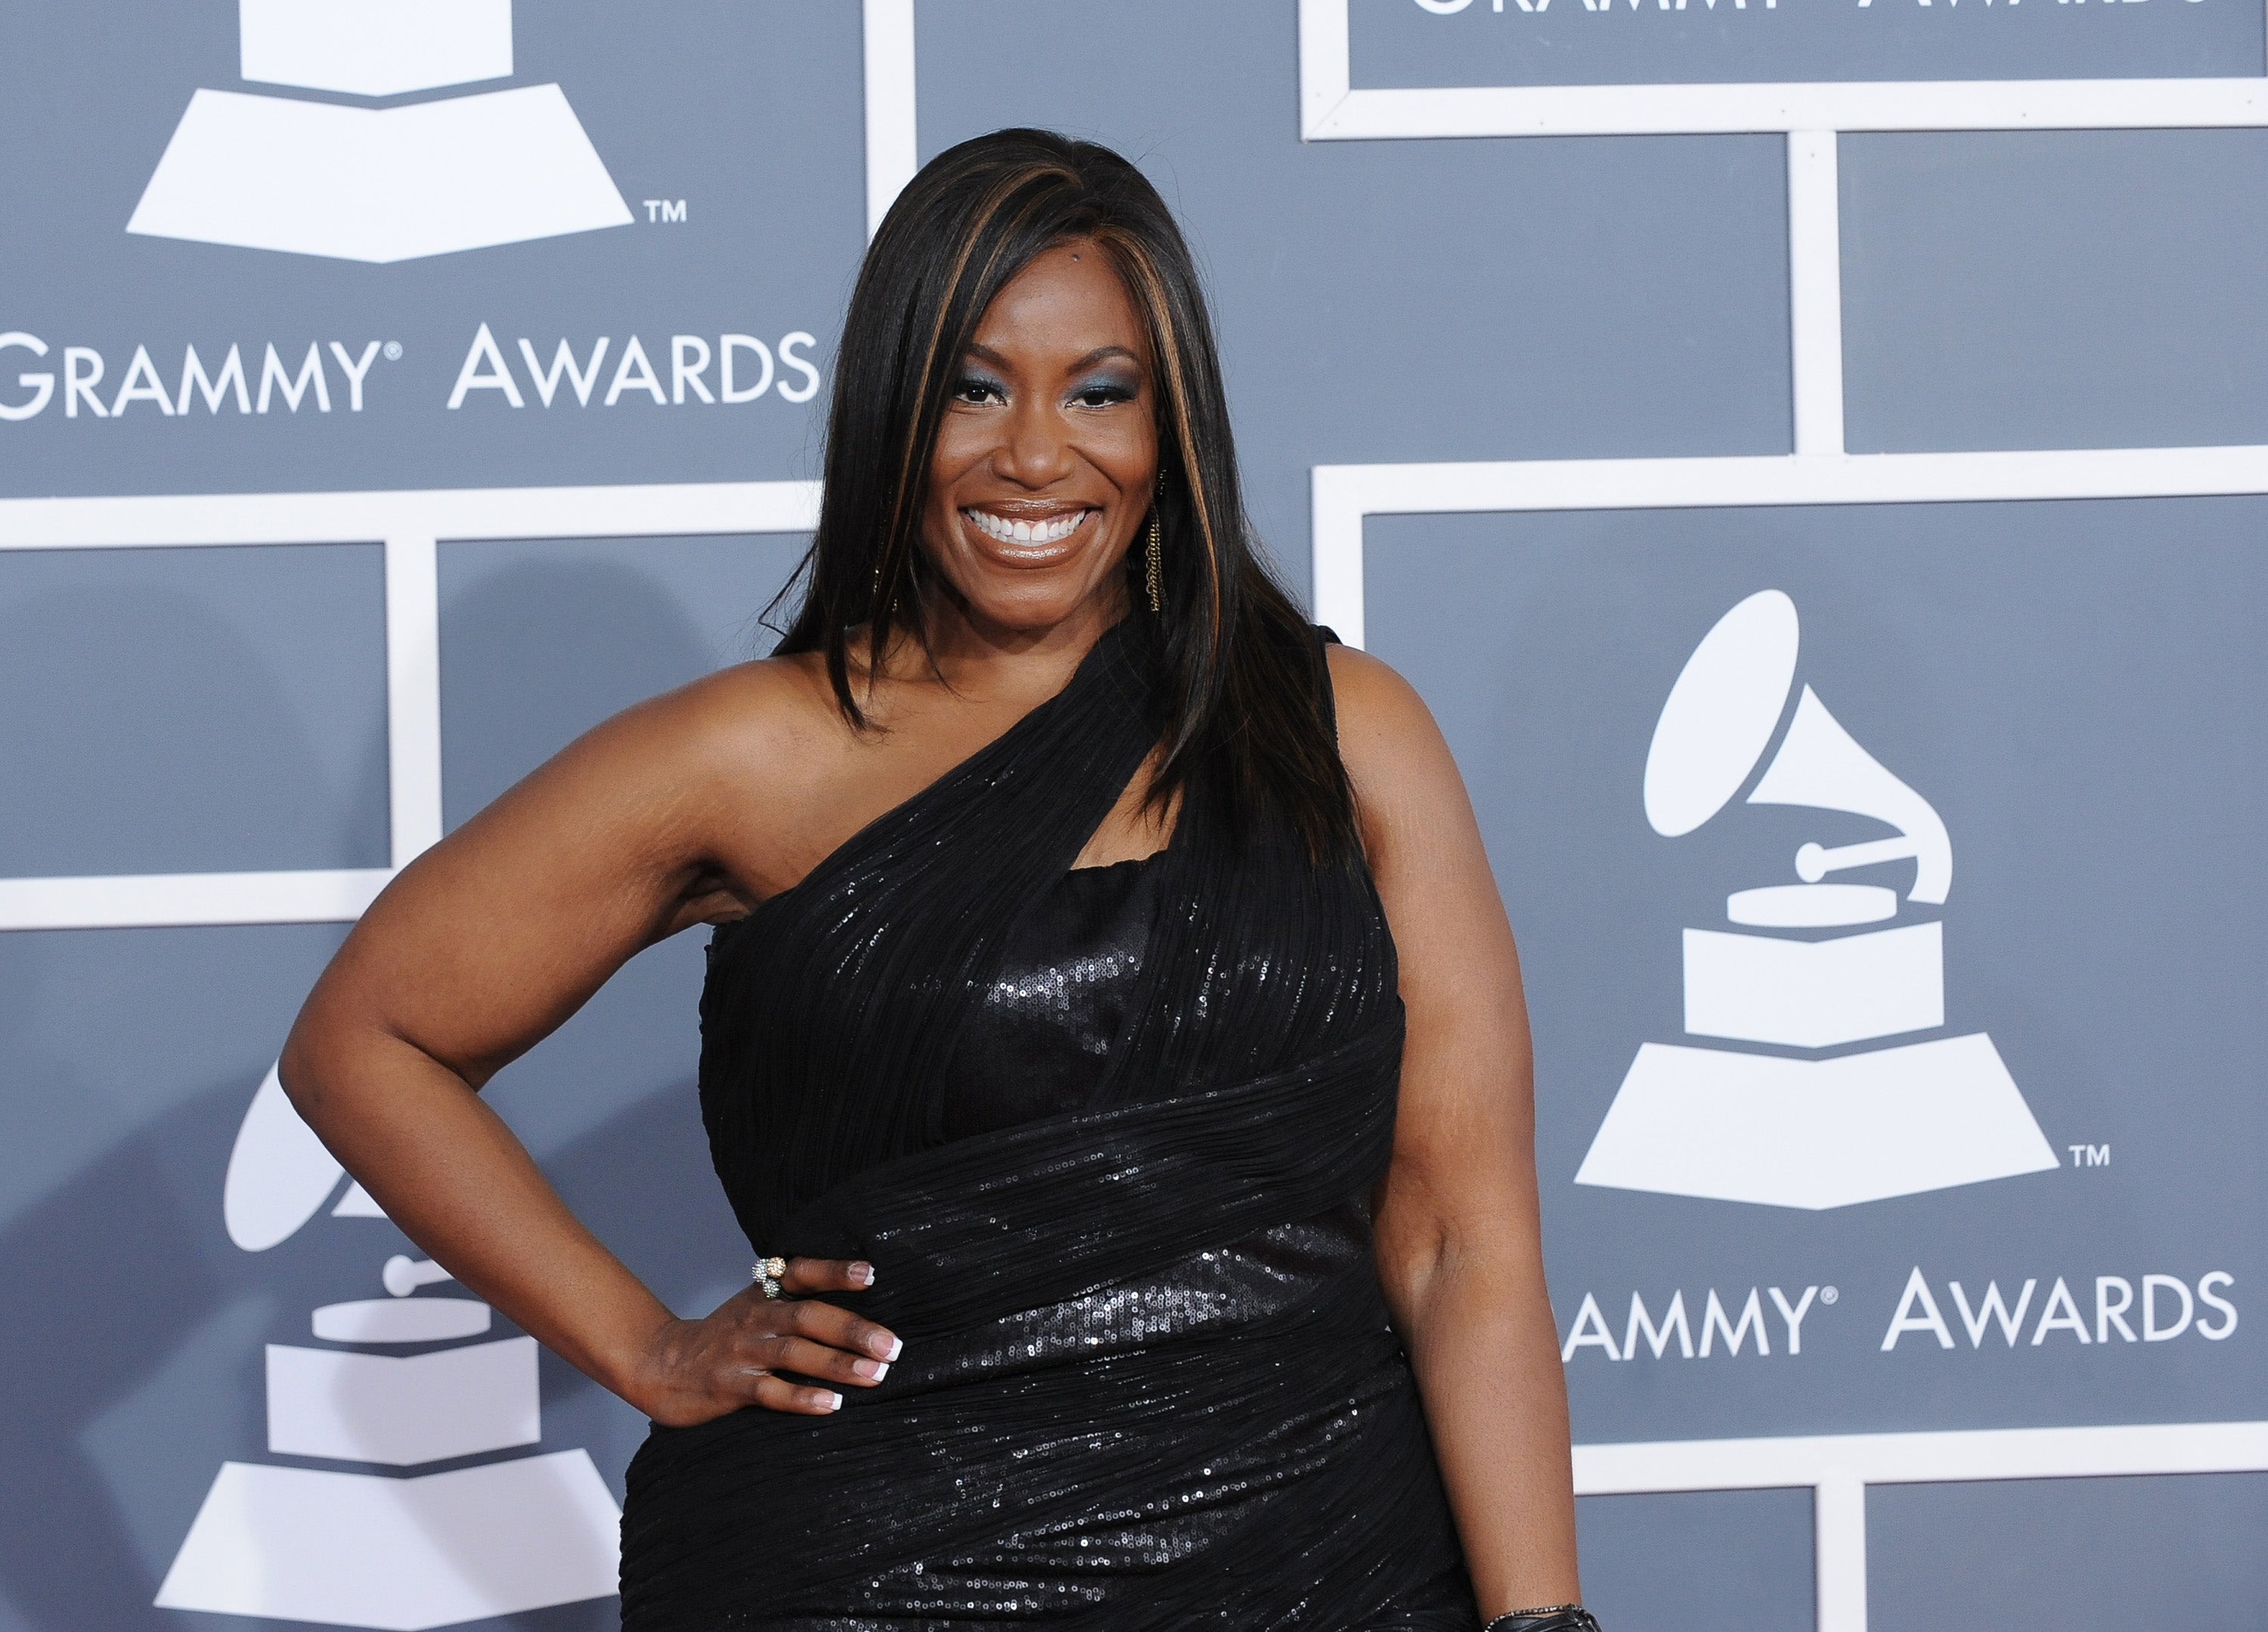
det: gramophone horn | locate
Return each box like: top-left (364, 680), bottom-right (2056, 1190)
top-left (1644, 590), bottom-right (1800, 838)
top-left (222, 1063), bottom-right (345, 1253)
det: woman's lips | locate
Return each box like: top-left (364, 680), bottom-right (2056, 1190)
top-left (963, 506), bottom-right (1094, 547)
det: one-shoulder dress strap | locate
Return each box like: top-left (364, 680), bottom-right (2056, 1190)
top-left (1312, 621), bottom-right (1343, 739)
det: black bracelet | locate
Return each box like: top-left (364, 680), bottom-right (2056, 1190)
top-left (1483, 1608), bottom-right (1600, 1632)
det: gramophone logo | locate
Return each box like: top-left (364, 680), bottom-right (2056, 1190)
top-left (127, 0), bottom-right (632, 263)
top-left (155, 1066), bottom-right (619, 1629)
top-left (1576, 590), bottom-right (2059, 1210)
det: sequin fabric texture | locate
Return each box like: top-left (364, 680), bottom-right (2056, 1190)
top-left (621, 622), bottom-right (1479, 1629)
top-left (941, 854), bottom-right (1163, 1141)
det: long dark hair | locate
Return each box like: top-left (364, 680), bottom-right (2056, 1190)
top-left (773, 129), bottom-right (1355, 862)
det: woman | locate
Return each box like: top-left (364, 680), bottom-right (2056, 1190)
top-left (281, 130), bottom-right (1589, 1630)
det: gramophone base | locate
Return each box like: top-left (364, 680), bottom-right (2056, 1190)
top-left (154, 1450), bottom-right (619, 1630)
top-left (1576, 1032), bottom-right (2058, 1210)
top-left (128, 85), bottom-right (631, 263)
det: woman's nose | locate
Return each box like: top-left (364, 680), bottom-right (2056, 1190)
top-left (993, 400), bottom-right (1077, 488)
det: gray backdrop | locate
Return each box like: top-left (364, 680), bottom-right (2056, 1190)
top-left (3, 2), bottom-right (2263, 1628)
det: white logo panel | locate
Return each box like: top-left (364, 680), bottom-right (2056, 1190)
top-left (1574, 590), bottom-right (2058, 1209)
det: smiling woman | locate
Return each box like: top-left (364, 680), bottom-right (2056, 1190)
top-left (277, 129), bottom-right (1588, 1631)
top-left (774, 129), bottom-right (1359, 866)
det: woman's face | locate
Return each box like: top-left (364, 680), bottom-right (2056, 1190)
top-left (921, 240), bottom-right (1159, 636)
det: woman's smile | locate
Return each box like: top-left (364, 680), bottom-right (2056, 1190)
top-left (961, 504), bottom-right (1097, 551)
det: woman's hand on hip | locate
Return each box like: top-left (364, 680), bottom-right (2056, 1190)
top-left (629, 1258), bottom-right (902, 1426)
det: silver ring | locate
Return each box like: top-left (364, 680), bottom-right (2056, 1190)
top-left (752, 1255), bottom-right (786, 1299)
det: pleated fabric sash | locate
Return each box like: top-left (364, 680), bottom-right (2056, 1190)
top-left (694, 616), bottom-right (1405, 1273)
top-left (773, 1020), bottom-right (1402, 1343)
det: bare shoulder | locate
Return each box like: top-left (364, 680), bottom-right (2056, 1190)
top-left (1322, 642), bottom-right (1492, 896)
top-left (451, 651), bottom-right (850, 880)
top-left (500, 651), bottom-right (815, 799)
top-left (643, 649), bottom-right (842, 771)
top-left (1324, 643), bottom-right (1460, 796)
top-left (1321, 646), bottom-right (1521, 1029)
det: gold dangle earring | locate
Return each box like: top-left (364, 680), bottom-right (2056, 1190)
top-left (1145, 473), bottom-right (1165, 614)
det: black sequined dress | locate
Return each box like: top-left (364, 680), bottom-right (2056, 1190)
top-left (619, 621), bottom-right (1479, 1628)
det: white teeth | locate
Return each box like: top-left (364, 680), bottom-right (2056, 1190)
top-left (967, 509), bottom-right (1086, 547)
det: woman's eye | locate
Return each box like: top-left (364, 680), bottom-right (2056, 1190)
top-left (1070, 380), bottom-right (1137, 409)
top-left (953, 375), bottom-right (1007, 405)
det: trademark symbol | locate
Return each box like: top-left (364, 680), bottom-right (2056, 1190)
top-left (643, 198), bottom-right (688, 224)
top-left (1820, 1286), bottom-right (1839, 1305)
top-left (383, 341), bottom-right (403, 362)
top-left (2068, 1144), bottom-right (2112, 1168)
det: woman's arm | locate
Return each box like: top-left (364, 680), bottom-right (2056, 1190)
top-left (279, 664), bottom-right (900, 1424)
top-left (1329, 645), bottom-right (1582, 1615)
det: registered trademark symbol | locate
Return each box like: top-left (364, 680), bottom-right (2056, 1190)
top-left (1820, 1286), bottom-right (1839, 1305)
top-left (383, 341), bottom-right (404, 362)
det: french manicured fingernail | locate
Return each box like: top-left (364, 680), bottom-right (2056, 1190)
top-left (821, 1391), bottom-right (843, 1411)
top-left (852, 1262), bottom-right (877, 1286)
top-left (869, 1333), bottom-right (903, 1361)
top-left (853, 1358), bottom-right (889, 1381)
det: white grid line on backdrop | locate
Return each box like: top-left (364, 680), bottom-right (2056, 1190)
top-left (1301, 5), bottom-right (2268, 1624)
top-left (0, 482), bottom-right (820, 931)
top-left (1299, 0), bottom-right (2268, 140)
top-left (863, 0), bottom-right (921, 237)
top-left (1309, 441), bottom-right (2268, 648)
top-left (1576, 1420), bottom-right (2268, 1632)
top-left (1299, 0), bottom-right (2268, 468)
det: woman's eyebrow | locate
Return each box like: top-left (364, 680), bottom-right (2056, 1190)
top-left (960, 343), bottom-right (1142, 371)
